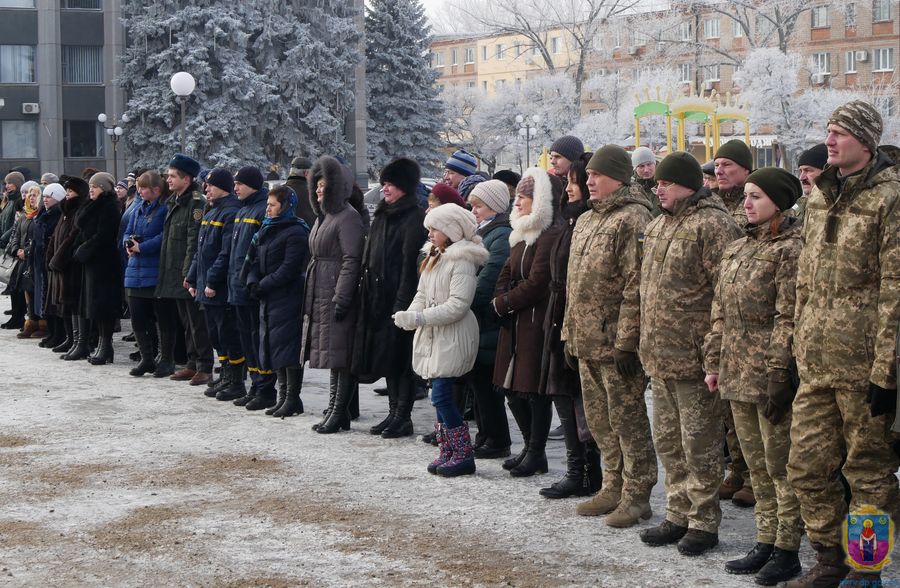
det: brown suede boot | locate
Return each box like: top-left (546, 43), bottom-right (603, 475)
top-left (732, 485), bottom-right (756, 508)
top-left (29, 319), bottom-right (48, 339)
top-left (575, 488), bottom-right (621, 516)
top-left (719, 471), bottom-right (743, 500)
top-left (16, 319), bottom-right (36, 339)
top-left (783, 542), bottom-right (849, 588)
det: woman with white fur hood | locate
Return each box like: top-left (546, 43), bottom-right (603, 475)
top-left (393, 203), bottom-right (488, 477)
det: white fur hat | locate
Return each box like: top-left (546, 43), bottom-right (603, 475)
top-left (424, 203), bottom-right (478, 243)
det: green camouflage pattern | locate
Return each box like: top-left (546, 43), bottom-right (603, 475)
top-left (731, 400), bottom-right (803, 550)
top-left (717, 186), bottom-right (749, 226)
top-left (640, 189), bottom-right (743, 380)
top-left (562, 184), bottom-right (652, 360)
top-left (704, 218), bottom-right (802, 403)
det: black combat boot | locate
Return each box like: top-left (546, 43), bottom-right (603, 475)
top-left (677, 529), bottom-right (719, 556)
top-left (754, 547), bottom-right (801, 586)
top-left (245, 373), bottom-right (277, 410)
top-left (272, 365), bottom-right (304, 418)
top-left (640, 520), bottom-right (689, 546)
top-left (724, 542), bottom-right (774, 575)
top-left (216, 364), bottom-right (246, 401)
top-left (129, 327), bottom-right (157, 377)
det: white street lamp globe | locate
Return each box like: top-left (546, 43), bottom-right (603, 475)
top-left (170, 72), bottom-right (196, 97)
top-left (120, 113), bottom-right (130, 124)
top-left (515, 114), bottom-right (524, 124)
top-left (518, 127), bottom-right (527, 136)
top-left (97, 113), bottom-right (107, 123)
top-left (114, 126), bottom-right (124, 136)
top-left (529, 127), bottom-right (537, 137)
top-left (532, 114), bottom-right (541, 124)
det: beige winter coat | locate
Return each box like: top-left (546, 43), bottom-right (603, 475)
top-left (407, 239), bottom-right (489, 379)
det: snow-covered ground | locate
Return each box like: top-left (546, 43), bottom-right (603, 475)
top-left (1, 302), bottom-right (898, 586)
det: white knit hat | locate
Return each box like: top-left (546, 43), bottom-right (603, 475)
top-left (424, 203), bottom-right (478, 243)
top-left (631, 146), bottom-right (655, 168)
top-left (42, 182), bottom-right (66, 202)
top-left (468, 179), bottom-right (510, 213)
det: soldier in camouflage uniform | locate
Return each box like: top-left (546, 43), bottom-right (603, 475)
top-left (703, 168), bottom-right (804, 586)
top-left (631, 146), bottom-right (662, 217)
top-left (638, 152), bottom-right (743, 556)
top-left (792, 143), bottom-right (827, 223)
top-left (562, 145), bottom-right (658, 528)
top-left (786, 100), bottom-right (900, 588)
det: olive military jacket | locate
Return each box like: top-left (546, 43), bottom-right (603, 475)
top-left (155, 186), bottom-right (205, 300)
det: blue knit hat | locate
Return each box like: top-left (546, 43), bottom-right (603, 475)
top-left (206, 168), bottom-right (234, 193)
top-left (445, 150), bottom-right (477, 176)
top-left (168, 153), bottom-right (200, 179)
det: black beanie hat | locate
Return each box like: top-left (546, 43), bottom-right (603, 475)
top-left (714, 140), bottom-right (753, 171)
top-left (550, 135), bottom-right (585, 163)
top-left (797, 143), bottom-right (828, 170)
top-left (379, 157), bottom-right (421, 199)
top-left (586, 145), bottom-right (633, 185)
top-left (655, 152), bottom-right (703, 191)
top-left (492, 169), bottom-right (521, 188)
top-left (63, 176), bottom-right (89, 198)
top-left (235, 166), bottom-right (264, 191)
top-left (746, 167), bottom-right (802, 211)
top-left (206, 168), bottom-right (234, 193)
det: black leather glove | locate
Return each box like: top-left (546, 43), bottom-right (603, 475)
top-left (247, 283), bottom-right (261, 300)
top-left (763, 369), bottom-right (795, 426)
top-left (612, 349), bottom-right (641, 379)
top-left (333, 305), bottom-right (348, 322)
top-left (867, 382), bottom-right (897, 418)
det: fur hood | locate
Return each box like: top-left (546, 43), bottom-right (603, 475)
top-left (509, 167), bottom-right (556, 246)
top-left (419, 238), bottom-right (488, 268)
top-left (309, 155), bottom-right (353, 216)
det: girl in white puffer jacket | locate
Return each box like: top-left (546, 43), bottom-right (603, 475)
top-left (393, 203), bottom-right (488, 477)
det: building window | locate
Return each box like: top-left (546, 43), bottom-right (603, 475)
top-left (531, 44), bottom-right (539, 56)
top-left (551, 36), bottom-right (561, 54)
top-left (757, 146), bottom-right (774, 167)
top-left (810, 6), bottom-right (830, 28)
top-left (494, 79), bottom-right (505, 92)
top-left (873, 96), bottom-right (896, 117)
top-left (679, 63), bottom-right (691, 82)
top-left (703, 19), bottom-right (720, 39)
top-left (1, 120), bottom-right (38, 159)
top-left (0, 0), bottom-right (35, 6)
top-left (515, 45), bottom-right (522, 57)
top-left (63, 120), bottom-right (104, 158)
top-left (0, 45), bottom-right (35, 83)
top-left (678, 21), bottom-right (692, 41)
top-left (61, 0), bottom-right (101, 8)
top-left (613, 29), bottom-right (622, 48)
top-left (873, 47), bottom-right (894, 71)
top-left (705, 64), bottom-right (720, 80)
top-left (732, 19), bottom-right (744, 37)
top-left (450, 49), bottom-right (458, 65)
top-left (432, 51), bottom-right (443, 67)
top-left (872, 0), bottom-right (891, 22)
top-left (845, 51), bottom-right (857, 72)
top-left (466, 81), bottom-right (475, 88)
top-left (481, 46), bottom-right (487, 61)
top-left (61, 45), bottom-right (103, 84)
top-left (464, 47), bottom-right (475, 64)
top-left (844, 3), bottom-right (857, 27)
top-left (495, 44), bottom-right (505, 59)
top-left (812, 52), bottom-right (831, 73)
top-left (633, 31), bottom-right (649, 46)
top-left (481, 80), bottom-right (487, 93)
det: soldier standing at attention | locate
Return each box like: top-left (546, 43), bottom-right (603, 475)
top-left (786, 100), bottom-right (900, 588)
top-left (638, 152), bottom-right (743, 556)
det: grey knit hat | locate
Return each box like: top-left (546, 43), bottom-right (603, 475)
top-left (631, 147), bottom-right (655, 168)
top-left (828, 100), bottom-right (882, 155)
top-left (549, 135), bottom-right (585, 163)
top-left (469, 179), bottom-right (510, 213)
top-left (89, 172), bottom-right (116, 193)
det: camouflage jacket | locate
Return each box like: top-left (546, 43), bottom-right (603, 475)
top-left (718, 185), bottom-right (749, 227)
top-left (640, 188), bottom-right (743, 380)
top-left (634, 175), bottom-right (662, 217)
top-left (562, 184), bottom-right (653, 361)
top-left (794, 146), bottom-right (900, 391)
top-left (703, 217), bottom-right (802, 403)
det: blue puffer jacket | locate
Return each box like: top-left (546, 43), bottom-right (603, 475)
top-left (227, 189), bottom-right (267, 306)
top-left (118, 198), bottom-right (140, 274)
top-left (122, 197), bottom-right (167, 290)
top-left (187, 194), bottom-right (240, 305)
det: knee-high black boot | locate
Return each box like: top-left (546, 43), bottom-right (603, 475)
top-left (61, 315), bottom-right (91, 360)
top-left (370, 380), bottom-right (397, 435)
top-left (272, 365), bottom-right (304, 417)
top-left (89, 319), bottom-right (114, 365)
top-left (153, 322), bottom-right (176, 377)
top-left (313, 369), bottom-right (338, 431)
top-left (52, 315), bottom-right (75, 353)
top-left (511, 395), bottom-right (551, 477)
top-left (540, 396), bottom-right (589, 497)
top-left (129, 326), bottom-right (157, 376)
top-left (503, 394), bottom-right (532, 470)
top-left (40, 316), bottom-right (64, 348)
top-left (266, 368), bottom-right (288, 415)
top-left (317, 369), bottom-right (353, 434)
top-left (382, 374), bottom-right (414, 438)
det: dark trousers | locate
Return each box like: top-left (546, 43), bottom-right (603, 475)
top-left (204, 304), bottom-right (243, 365)
top-left (175, 298), bottom-right (212, 372)
top-left (468, 361), bottom-right (511, 447)
top-left (235, 303), bottom-right (262, 382)
top-left (128, 296), bottom-right (157, 343)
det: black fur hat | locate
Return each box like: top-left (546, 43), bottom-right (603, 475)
top-left (63, 176), bottom-right (90, 198)
top-left (379, 157), bottom-right (421, 199)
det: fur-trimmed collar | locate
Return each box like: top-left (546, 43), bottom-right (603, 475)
top-left (309, 155), bottom-right (353, 216)
top-left (509, 168), bottom-right (555, 246)
top-left (419, 238), bottom-right (488, 268)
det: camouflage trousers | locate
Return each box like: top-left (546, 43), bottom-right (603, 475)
top-left (731, 400), bottom-right (802, 550)
top-left (787, 385), bottom-right (900, 547)
top-left (723, 401), bottom-right (749, 484)
top-left (579, 361), bottom-right (657, 503)
top-left (650, 377), bottom-right (724, 533)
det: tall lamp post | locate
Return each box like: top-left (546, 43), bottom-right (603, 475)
top-left (169, 71), bottom-right (196, 153)
top-left (516, 114), bottom-right (541, 168)
top-left (98, 112), bottom-right (128, 180)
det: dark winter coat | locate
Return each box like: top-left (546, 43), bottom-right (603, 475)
top-left (493, 168), bottom-right (560, 396)
top-left (45, 195), bottom-right (86, 316)
top-left (351, 193), bottom-right (426, 380)
top-left (0, 190), bottom-right (21, 249)
top-left (122, 197), bottom-right (167, 290)
top-left (155, 186), bottom-right (205, 300)
top-left (31, 205), bottom-right (61, 317)
top-left (227, 189), bottom-right (267, 306)
top-left (73, 191), bottom-right (123, 321)
top-left (472, 214), bottom-right (511, 365)
top-left (285, 173), bottom-right (315, 229)
top-left (245, 220), bottom-right (310, 370)
top-left (187, 194), bottom-right (240, 306)
top-left (301, 156), bottom-right (366, 369)
top-left (5, 214), bottom-right (33, 294)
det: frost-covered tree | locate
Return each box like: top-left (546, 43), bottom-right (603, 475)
top-left (366, 0), bottom-right (445, 178)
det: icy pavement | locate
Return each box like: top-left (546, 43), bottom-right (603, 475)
top-left (1, 307), bottom-right (897, 586)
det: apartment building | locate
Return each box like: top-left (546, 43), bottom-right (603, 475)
top-left (0, 0), bottom-right (125, 178)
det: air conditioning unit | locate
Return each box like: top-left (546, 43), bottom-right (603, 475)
top-left (704, 80), bottom-right (714, 90)
top-left (855, 50), bottom-right (868, 62)
top-left (812, 72), bottom-right (829, 84)
top-left (628, 46), bottom-right (640, 55)
top-left (22, 103), bottom-right (39, 114)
